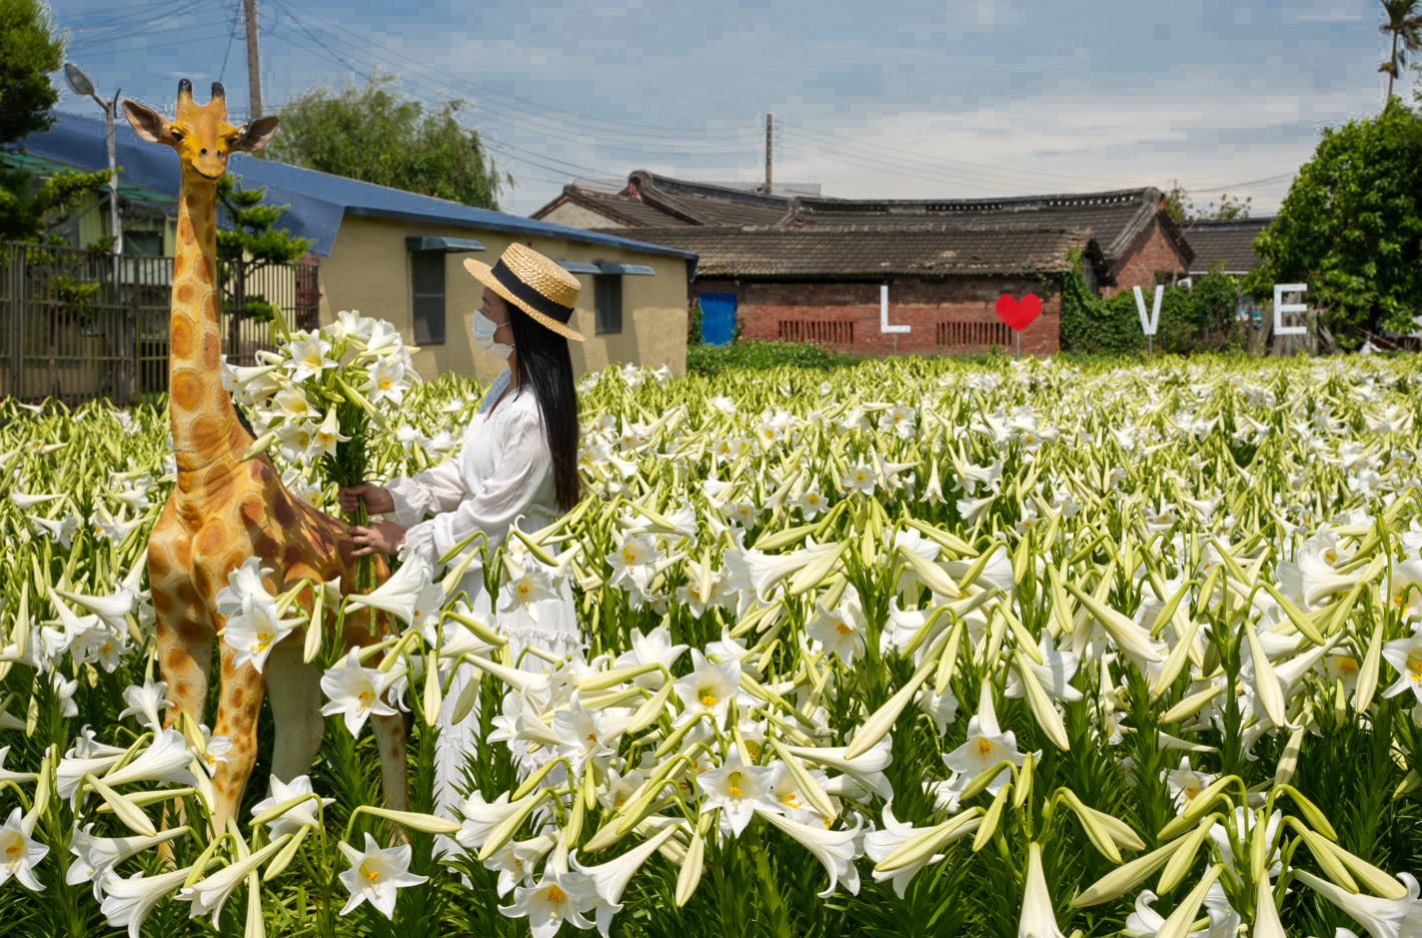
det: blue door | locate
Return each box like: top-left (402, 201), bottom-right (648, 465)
top-left (700, 292), bottom-right (737, 346)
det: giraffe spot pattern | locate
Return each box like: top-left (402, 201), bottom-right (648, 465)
top-left (171, 314), bottom-right (196, 356)
top-left (172, 368), bottom-right (204, 411)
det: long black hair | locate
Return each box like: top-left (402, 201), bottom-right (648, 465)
top-left (503, 293), bottom-right (582, 512)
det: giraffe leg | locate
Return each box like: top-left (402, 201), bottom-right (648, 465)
top-left (210, 644), bottom-right (267, 835)
top-left (152, 596), bottom-right (211, 857)
top-left (156, 608), bottom-right (213, 731)
top-left (265, 643), bottom-right (325, 784)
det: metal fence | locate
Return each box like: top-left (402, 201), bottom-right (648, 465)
top-left (0, 241), bottom-right (318, 404)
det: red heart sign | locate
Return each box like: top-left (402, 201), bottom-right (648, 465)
top-left (995, 294), bottom-right (1042, 331)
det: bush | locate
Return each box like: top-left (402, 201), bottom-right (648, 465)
top-left (687, 299), bottom-right (703, 345)
top-left (1060, 252), bottom-right (1247, 355)
top-left (687, 339), bottom-right (864, 376)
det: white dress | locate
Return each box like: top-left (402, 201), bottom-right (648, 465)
top-left (383, 365), bottom-right (583, 824)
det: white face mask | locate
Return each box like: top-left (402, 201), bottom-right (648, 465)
top-left (472, 310), bottom-right (515, 359)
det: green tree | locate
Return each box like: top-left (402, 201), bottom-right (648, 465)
top-left (265, 72), bottom-right (511, 209)
top-left (1245, 99), bottom-right (1422, 346)
top-left (0, 0), bottom-right (62, 145)
top-left (216, 173), bottom-right (315, 326)
top-left (1164, 178), bottom-right (1252, 223)
top-left (0, 0), bottom-right (72, 242)
top-left (0, 162), bottom-right (112, 244)
top-left (1379, 0), bottom-right (1422, 100)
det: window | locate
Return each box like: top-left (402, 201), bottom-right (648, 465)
top-left (123, 231), bottom-right (163, 256)
top-left (411, 250), bottom-right (445, 345)
top-left (594, 273), bottom-right (622, 334)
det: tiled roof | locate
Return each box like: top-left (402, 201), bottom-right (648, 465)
top-left (558, 186), bottom-right (695, 226)
top-left (1182, 217), bottom-right (1273, 274)
top-left (586, 224), bottom-right (1097, 279)
top-left (782, 188), bottom-right (1174, 263)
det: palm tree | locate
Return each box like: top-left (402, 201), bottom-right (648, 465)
top-left (1379, 0), bottom-right (1422, 99)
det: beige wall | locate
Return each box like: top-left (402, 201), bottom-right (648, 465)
top-left (537, 202), bottom-right (631, 230)
top-left (316, 215), bottom-right (692, 385)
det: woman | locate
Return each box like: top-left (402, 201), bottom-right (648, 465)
top-left (340, 242), bottom-right (586, 821)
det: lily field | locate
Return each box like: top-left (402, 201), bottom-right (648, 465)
top-left (5, 348), bottom-right (1422, 938)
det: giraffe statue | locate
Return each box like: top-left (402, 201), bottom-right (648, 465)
top-left (122, 81), bottom-right (408, 835)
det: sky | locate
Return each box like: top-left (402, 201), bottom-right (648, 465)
top-left (48, 0), bottom-right (1415, 218)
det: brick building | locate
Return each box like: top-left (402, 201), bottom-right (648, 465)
top-left (533, 171), bottom-right (1190, 358)
top-left (577, 225), bottom-right (1105, 356)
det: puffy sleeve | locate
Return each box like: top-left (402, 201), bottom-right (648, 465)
top-left (401, 407), bottom-right (552, 566)
top-left (384, 457), bottom-right (468, 529)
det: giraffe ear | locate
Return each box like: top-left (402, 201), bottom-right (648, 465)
top-left (123, 100), bottom-right (174, 144)
top-left (233, 116), bottom-right (280, 153)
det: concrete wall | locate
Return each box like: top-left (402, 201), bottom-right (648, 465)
top-left (317, 215), bottom-right (693, 385)
top-left (1105, 220), bottom-right (1190, 298)
top-left (536, 201), bottom-right (631, 230)
top-left (697, 276), bottom-right (1062, 357)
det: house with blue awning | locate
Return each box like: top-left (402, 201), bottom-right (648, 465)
top-left (10, 112), bottom-right (699, 382)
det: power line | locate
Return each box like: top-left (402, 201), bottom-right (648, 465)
top-left (218, 0), bottom-right (242, 84)
top-left (1183, 171), bottom-right (1296, 193)
top-left (260, 29), bottom-right (626, 183)
top-left (65, 0), bottom-right (215, 49)
top-left (775, 121), bottom-right (1128, 193)
top-left (266, 0), bottom-right (759, 146)
top-left (58, 0), bottom-right (211, 33)
top-left (263, 6), bottom-right (762, 171)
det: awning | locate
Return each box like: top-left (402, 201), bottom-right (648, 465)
top-left (558, 260), bottom-right (657, 275)
top-left (404, 236), bottom-right (486, 252)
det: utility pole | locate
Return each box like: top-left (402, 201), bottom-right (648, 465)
top-left (763, 112), bottom-right (773, 194)
top-left (244, 0), bottom-right (263, 118)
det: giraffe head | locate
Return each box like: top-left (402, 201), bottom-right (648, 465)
top-left (122, 80), bottom-right (279, 185)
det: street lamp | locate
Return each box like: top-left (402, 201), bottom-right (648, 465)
top-left (64, 62), bottom-right (132, 402)
top-left (63, 62), bottom-right (122, 260)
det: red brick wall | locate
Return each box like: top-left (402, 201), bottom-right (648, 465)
top-left (1105, 220), bottom-right (1190, 297)
top-left (696, 277), bottom-right (1062, 357)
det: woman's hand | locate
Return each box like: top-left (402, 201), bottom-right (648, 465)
top-left (339, 482), bottom-right (395, 516)
top-left (351, 521), bottom-right (407, 557)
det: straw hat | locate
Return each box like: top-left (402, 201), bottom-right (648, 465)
top-left (463, 243), bottom-right (586, 342)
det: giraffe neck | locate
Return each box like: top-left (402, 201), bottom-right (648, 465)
top-left (169, 179), bottom-right (248, 474)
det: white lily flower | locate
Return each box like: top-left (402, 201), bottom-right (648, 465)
top-left (100, 729), bottom-right (200, 790)
top-left (224, 598), bottom-right (303, 673)
top-left (179, 834), bottom-right (291, 925)
top-left (67, 825), bottom-right (188, 900)
top-left (454, 791), bottom-right (520, 851)
top-left (697, 748), bottom-right (779, 837)
top-left (320, 648), bottom-right (401, 737)
top-left (571, 826), bottom-right (680, 938)
top-left (337, 833), bottom-right (428, 919)
top-left (0, 807), bottom-right (47, 892)
top-left (864, 802), bottom-right (947, 898)
top-left (345, 555), bottom-right (437, 625)
top-left (943, 685), bottom-right (1026, 797)
top-left (1005, 631), bottom-right (1083, 703)
top-left (673, 651), bottom-right (745, 729)
top-left (499, 867), bottom-right (600, 938)
top-left (215, 556), bottom-right (275, 619)
top-left (250, 773), bottom-right (335, 838)
top-left (1293, 869), bottom-right (1422, 938)
top-left (100, 864), bottom-right (197, 938)
top-left (755, 807), bottom-right (863, 898)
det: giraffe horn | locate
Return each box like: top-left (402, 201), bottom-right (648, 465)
top-left (211, 82), bottom-right (225, 100)
top-left (178, 79), bottom-right (193, 104)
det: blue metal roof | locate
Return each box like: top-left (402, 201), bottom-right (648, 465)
top-left (18, 111), bottom-right (699, 271)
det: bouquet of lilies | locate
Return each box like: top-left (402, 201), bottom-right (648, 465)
top-left (223, 309), bottom-right (419, 586)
